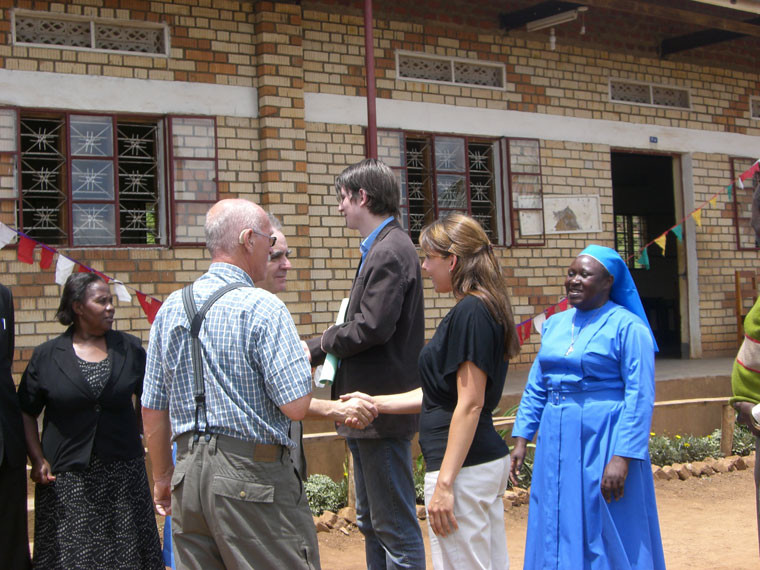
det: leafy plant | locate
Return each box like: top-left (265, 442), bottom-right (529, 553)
top-left (729, 423), bottom-right (756, 456)
top-left (649, 423), bottom-right (755, 467)
top-left (413, 453), bottom-right (426, 505)
top-left (304, 474), bottom-right (347, 516)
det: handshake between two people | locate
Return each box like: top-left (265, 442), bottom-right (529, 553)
top-left (336, 392), bottom-right (377, 430)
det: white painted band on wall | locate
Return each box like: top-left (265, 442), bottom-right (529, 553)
top-left (0, 69), bottom-right (258, 118)
top-left (304, 92), bottom-right (760, 157)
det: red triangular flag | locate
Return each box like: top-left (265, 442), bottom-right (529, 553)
top-left (518, 320), bottom-right (532, 345)
top-left (78, 265), bottom-right (91, 273)
top-left (17, 236), bottom-right (35, 264)
top-left (557, 298), bottom-right (569, 312)
top-left (137, 292), bottom-right (161, 324)
top-left (545, 305), bottom-right (556, 318)
top-left (39, 248), bottom-right (54, 269)
top-left (94, 271), bottom-right (109, 283)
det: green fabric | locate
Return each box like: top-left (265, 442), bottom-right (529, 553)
top-left (731, 297), bottom-right (760, 405)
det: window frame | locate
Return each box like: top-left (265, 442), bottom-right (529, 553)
top-left (505, 137), bottom-right (545, 248)
top-left (731, 156), bottom-right (760, 252)
top-left (11, 8), bottom-right (170, 58)
top-left (395, 50), bottom-right (507, 91)
top-left (376, 129), bottom-right (544, 247)
top-left (167, 115), bottom-right (220, 247)
top-left (2, 106), bottom-right (217, 248)
top-left (608, 78), bottom-right (691, 111)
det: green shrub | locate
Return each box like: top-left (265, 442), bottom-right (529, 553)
top-left (730, 423), bottom-right (757, 456)
top-left (649, 423), bottom-right (755, 467)
top-left (304, 474), bottom-right (347, 516)
top-left (413, 454), bottom-right (426, 505)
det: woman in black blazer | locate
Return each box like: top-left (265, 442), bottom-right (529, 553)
top-left (18, 273), bottom-right (162, 569)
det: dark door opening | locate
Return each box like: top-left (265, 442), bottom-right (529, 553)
top-left (611, 152), bottom-right (681, 358)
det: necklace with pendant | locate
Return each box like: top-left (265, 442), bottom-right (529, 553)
top-left (565, 307), bottom-right (602, 356)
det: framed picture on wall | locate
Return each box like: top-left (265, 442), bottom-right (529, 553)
top-left (543, 195), bottom-right (602, 234)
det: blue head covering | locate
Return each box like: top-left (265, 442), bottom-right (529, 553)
top-left (579, 244), bottom-right (659, 352)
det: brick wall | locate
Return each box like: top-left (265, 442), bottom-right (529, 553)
top-left (0, 0), bottom-right (757, 379)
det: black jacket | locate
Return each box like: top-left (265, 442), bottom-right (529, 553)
top-left (0, 284), bottom-right (25, 468)
top-left (18, 328), bottom-right (146, 473)
top-left (308, 220), bottom-right (425, 439)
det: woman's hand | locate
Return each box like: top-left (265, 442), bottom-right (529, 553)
top-left (601, 455), bottom-right (630, 502)
top-left (427, 481), bottom-right (458, 537)
top-left (509, 437), bottom-right (529, 487)
top-left (30, 458), bottom-right (56, 485)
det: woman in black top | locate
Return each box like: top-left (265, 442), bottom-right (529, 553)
top-left (18, 273), bottom-right (162, 569)
top-left (347, 213), bottom-right (520, 569)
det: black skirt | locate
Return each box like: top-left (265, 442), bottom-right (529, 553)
top-left (33, 454), bottom-right (164, 570)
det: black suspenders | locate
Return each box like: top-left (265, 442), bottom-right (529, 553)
top-left (181, 281), bottom-right (250, 442)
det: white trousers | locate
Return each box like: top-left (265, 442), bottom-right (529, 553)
top-left (424, 455), bottom-right (510, 570)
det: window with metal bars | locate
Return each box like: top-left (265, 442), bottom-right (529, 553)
top-left (0, 109), bottom-right (217, 247)
top-left (377, 130), bottom-right (543, 246)
top-left (615, 214), bottom-right (648, 269)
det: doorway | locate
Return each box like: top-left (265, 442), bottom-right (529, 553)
top-left (611, 152), bottom-right (682, 358)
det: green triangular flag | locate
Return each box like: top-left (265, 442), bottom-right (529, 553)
top-left (637, 248), bottom-right (650, 269)
top-left (727, 183), bottom-right (733, 201)
top-left (672, 225), bottom-right (683, 241)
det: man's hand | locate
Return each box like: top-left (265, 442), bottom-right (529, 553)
top-left (734, 401), bottom-right (760, 437)
top-left (338, 396), bottom-right (378, 429)
top-left (153, 473), bottom-right (173, 516)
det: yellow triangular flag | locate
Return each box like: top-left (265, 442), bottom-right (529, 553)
top-left (654, 234), bottom-right (667, 255)
top-left (709, 196), bottom-right (717, 207)
top-left (692, 209), bottom-right (702, 227)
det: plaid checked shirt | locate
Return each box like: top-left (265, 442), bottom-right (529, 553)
top-left (141, 263), bottom-right (312, 447)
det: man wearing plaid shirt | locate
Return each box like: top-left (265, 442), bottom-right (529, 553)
top-left (141, 199), bottom-right (320, 569)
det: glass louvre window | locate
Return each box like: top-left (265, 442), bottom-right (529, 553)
top-left (0, 109), bottom-right (19, 231)
top-left (615, 214), bottom-right (648, 269)
top-left (379, 130), bottom-right (504, 244)
top-left (731, 157), bottom-right (760, 251)
top-left (507, 139), bottom-right (544, 246)
top-left (170, 117), bottom-right (217, 245)
top-left (12, 112), bottom-right (213, 247)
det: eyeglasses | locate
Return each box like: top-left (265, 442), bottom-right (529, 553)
top-left (239, 228), bottom-right (277, 247)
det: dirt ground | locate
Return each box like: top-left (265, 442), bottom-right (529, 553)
top-left (317, 466), bottom-right (759, 570)
top-left (26, 463), bottom-right (759, 569)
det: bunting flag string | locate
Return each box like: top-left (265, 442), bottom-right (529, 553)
top-left (653, 235), bottom-right (667, 256)
top-left (623, 158), bottom-right (759, 267)
top-left (0, 159), bottom-right (757, 332)
top-left (0, 225), bottom-right (162, 323)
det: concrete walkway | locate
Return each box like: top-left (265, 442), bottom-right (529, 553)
top-left (504, 356), bottom-right (734, 396)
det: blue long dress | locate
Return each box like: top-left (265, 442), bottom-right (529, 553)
top-left (512, 300), bottom-right (665, 570)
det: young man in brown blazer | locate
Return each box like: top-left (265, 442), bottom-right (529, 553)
top-left (308, 158), bottom-right (426, 569)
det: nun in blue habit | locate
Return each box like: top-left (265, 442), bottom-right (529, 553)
top-left (510, 245), bottom-right (666, 570)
